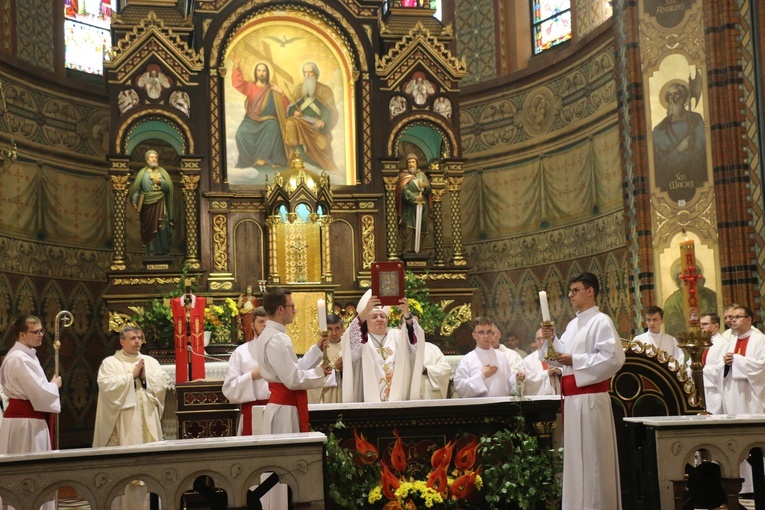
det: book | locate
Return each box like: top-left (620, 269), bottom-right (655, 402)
top-left (371, 261), bottom-right (405, 306)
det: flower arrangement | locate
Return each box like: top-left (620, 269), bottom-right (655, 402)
top-left (387, 271), bottom-right (446, 334)
top-left (325, 420), bottom-right (482, 510)
top-left (204, 297), bottom-right (239, 343)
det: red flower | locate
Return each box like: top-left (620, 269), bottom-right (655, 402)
top-left (391, 428), bottom-right (407, 472)
top-left (381, 462), bottom-right (401, 500)
top-left (430, 440), bottom-right (455, 469)
top-left (454, 437), bottom-right (480, 470)
top-left (426, 461), bottom-right (449, 494)
top-left (353, 428), bottom-right (379, 465)
top-left (450, 470), bottom-right (478, 499)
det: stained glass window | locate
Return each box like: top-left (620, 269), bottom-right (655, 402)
top-left (532, 0), bottom-right (572, 55)
top-left (65, 0), bottom-right (112, 75)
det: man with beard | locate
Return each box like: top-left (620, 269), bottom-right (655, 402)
top-left (128, 150), bottom-right (174, 256)
top-left (396, 154), bottom-right (432, 253)
top-left (652, 82), bottom-right (708, 203)
top-left (284, 62), bottom-right (338, 171)
top-left (231, 58), bottom-right (290, 169)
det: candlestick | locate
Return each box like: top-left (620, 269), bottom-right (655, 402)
top-left (317, 299), bottom-right (327, 330)
top-left (679, 236), bottom-right (701, 331)
top-left (541, 320), bottom-right (559, 361)
top-left (539, 291), bottom-right (551, 322)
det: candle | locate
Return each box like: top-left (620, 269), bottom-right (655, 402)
top-left (679, 237), bottom-right (700, 330)
top-left (539, 291), bottom-right (551, 322)
top-left (317, 299), bottom-right (327, 330)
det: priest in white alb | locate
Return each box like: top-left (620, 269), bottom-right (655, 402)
top-left (93, 326), bottom-right (171, 447)
top-left (341, 290), bottom-right (425, 402)
top-left (419, 342), bottom-right (451, 399)
top-left (702, 305), bottom-right (765, 494)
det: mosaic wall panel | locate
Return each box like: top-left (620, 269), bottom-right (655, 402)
top-left (16, 0), bottom-right (54, 72)
top-left (454, 0), bottom-right (497, 86)
top-left (0, 271), bottom-right (110, 447)
top-left (2, 72), bottom-right (111, 158)
top-left (469, 249), bottom-right (632, 350)
top-left (460, 44), bottom-right (616, 154)
top-left (576, 0), bottom-right (613, 40)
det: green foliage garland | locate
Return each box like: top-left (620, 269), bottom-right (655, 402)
top-left (387, 271), bottom-right (447, 334)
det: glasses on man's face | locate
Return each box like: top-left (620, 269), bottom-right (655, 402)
top-left (730, 315), bottom-right (749, 320)
top-left (568, 287), bottom-right (585, 296)
top-left (27, 329), bottom-right (44, 336)
top-left (283, 303), bottom-right (296, 311)
top-left (699, 322), bottom-right (712, 328)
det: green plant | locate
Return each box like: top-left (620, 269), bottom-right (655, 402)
top-left (128, 266), bottom-right (192, 348)
top-left (479, 417), bottom-right (563, 510)
top-left (387, 271), bottom-right (446, 334)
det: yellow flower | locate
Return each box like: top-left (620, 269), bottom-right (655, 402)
top-left (474, 473), bottom-right (483, 490)
top-left (368, 486), bottom-right (382, 504)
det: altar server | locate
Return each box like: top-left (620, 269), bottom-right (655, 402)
top-left (454, 317), bottom-right (526, 398)
top-left (541, 272), bottom-right (625, 510)
top-left (0, 315), bottom-right (61, 510)
top-left (340, 290), bottom-right (425, 403)
top-left (523, 328), bottom-right (561, 395)
top-left (223, 307), bottom-right (270, 435)
top-left (703, 305), bottom-right (765, 494)
top-left (632, 305), bottom-right (685, 365)
top-left (256, 288), bottom-right (328, 434)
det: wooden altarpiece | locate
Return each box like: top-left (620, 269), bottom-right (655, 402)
top-left (102, 0), bottom-right (474, 353)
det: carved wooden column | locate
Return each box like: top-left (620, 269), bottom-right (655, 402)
top-left (445, 160), bottom-right (467, 266)
top-left (361, 214), bottom-right (375, 270)
top-left (381, 159), bottom-right (400, 261)
top-left (266, 216), bottom-right (281, 284)
top-left (319, 215), bottom-right (333, 283)
top-left (208, 210), bottom-right (234, 291)
top-left (108, 157), bottom-right (131, 271)
top-left (429, 161), bottom-right (446, 267)
top-left (180, 157), bottom-right (202, 270)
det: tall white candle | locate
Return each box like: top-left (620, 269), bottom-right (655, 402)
top-left (317, 299), bottom-right (327, 330)
top-left (539, 291), bottom-right (551, 322)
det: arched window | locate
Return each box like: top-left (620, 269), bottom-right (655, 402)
top-left (531, 0), bottom-right (572, 55)
top-left (64, 0), bottom-right (112, 75)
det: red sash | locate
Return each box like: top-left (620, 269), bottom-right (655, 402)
top-left (561, 375), bottom-right (609, 396)
top-left (267, 383), bottom-right (309, 432)
top-left (240, 399), bottom-right (269, 435)
top-left (6, 398), bottom-right (53, 446)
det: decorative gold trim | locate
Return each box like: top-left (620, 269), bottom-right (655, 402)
top-left (361, 214), bottom-right (375, 269)
top-left (116, 109), bottom-right (194, 154)
top-left (440, 303), bottom-right (471, 337)
top-left (426, 273), bottom-right (467, 280)
top-left (181, 172), bottom-right (202, 269)
top-left (112, 277), bottom-right (182, 285)
top-left (532, 420), bottom-right (557, 438)
top-left (108, 310), bottom-right (135, 333)
top-left (383, 174), bottom-right (400, 261)
top-left (209, 281), bottom-right (234, 290)
top-left (212, 214), bottom-right (228, 271)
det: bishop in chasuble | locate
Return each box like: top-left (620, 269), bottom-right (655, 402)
top-left (341, 290), bottom-right (425, 403)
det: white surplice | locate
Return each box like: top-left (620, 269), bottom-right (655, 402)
top-left (633, 331), bottom-right (686, 365)
top-left (420, 342), bottom-right (451, 400)
top-left (453, 346), bottom-right (525, 398)
top-left (701, 332), bottom-right (728, 414)
top-left (340, 316), bottom-right (425, 403)
top-left (523, 351), bottom-right (560, 395)
top-left (93, 350), bottom-right (171, 448)
top-left (255, 321), bottom-right (325, 434)
top-left (702, 329), bottom-right (765, 493)
top-left (545, 306), bottom-right (625, 510)
top-left (0, 342), bottom-right (61, 510)
top-left (222, 340), bottom-right (271, 435)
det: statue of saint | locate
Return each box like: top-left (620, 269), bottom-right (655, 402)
top-left (128, 150), bottom-right (174, 256)
top-left (395, 153), bottom-right (431, 253)
top-left (237, 286), bottom-right (259, 342)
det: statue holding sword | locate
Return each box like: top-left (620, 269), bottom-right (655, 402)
top-left (396, 153), bottom-right (432, 254)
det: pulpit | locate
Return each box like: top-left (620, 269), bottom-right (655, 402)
top-left (175, 381), bottom-right (239, 439)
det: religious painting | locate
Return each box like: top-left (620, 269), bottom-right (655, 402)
top-left (657, 231), bottom-right (720, 337)
top-left (224, 15), bottom-right (356, 186)
top-left (648, 54), bottom-right (710, 206)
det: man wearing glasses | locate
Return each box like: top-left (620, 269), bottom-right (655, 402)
top-left (702, 305), bottom-right (765, 497)
top-left (255, 288), bottom-right (330, 434)
top-left (541, 272), bottom-right (625, 510)
top-left (0, 315), bottom-right (61, 510)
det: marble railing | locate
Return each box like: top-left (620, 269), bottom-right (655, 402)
top-left (0, 433), bottom-right (326, 510)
